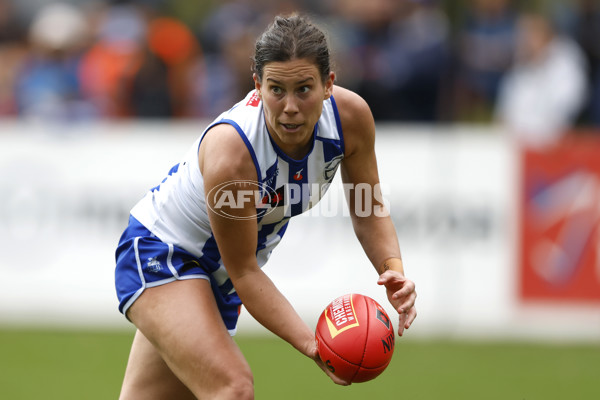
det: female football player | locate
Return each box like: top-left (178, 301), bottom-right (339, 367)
top-left (115, 14), bottom-right (417, 399)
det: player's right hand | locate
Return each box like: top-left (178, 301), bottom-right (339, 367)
top-left (310, 342), bottom-right (351, 386)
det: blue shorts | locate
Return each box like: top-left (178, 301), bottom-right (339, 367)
top-left (115, 216), bottom-right (242, 335)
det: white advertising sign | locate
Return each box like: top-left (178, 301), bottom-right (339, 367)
top-left (1, 122), bottom-right (597, 340)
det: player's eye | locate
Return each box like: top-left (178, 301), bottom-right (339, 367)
top-left (271, 86), bottom-right (283, 95)
top-left (298, 86), bottom-right (311, 94)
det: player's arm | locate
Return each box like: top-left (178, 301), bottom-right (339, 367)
top-left (333, 86), bottom-right (417, 335)
top-left (199, 124), bottom-right (348, 384)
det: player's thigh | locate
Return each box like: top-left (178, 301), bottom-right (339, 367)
top-left (127, 279), bottom-right (253, 398)
top-left (120, 330), bottom-right (195, 400)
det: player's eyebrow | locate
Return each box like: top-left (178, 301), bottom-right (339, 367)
top-left (266, 77), bottom-right (315, 85)
top-left (296, 77), bottom-right (315, 85)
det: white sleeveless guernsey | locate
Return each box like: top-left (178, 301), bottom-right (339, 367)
top-left (130, 90), bottom-right (345, 295)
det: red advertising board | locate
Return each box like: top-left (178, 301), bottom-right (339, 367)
top-left (520, 138), bottom-right (600, 302)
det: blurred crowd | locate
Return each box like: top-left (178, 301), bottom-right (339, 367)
top-left (1, 0), bottom-right (599, 145)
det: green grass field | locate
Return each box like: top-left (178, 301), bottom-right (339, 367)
top-left (0, 328), bottom-right (598, 399)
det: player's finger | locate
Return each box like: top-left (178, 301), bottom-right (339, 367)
top-left (330, 373), bottom-right (351, 386)
top-left (393, 292), bottom-right (411, 307)
top-left (394, 290), bottom-right (416, 314)
top-left (390, 280), bottom-right (416, 300)
top-left (315, 358), bottom-right (351, 386)
top-left (404, 307), bottom-right (417, 329)
top-left (397, 312), bottom-right (407, 336)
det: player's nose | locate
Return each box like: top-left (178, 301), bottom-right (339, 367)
top-left (283, 95), bottom-right (299, 114)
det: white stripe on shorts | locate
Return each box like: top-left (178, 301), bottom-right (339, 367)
top-left (166, 243), bottom-right (180, 278)
top-left (121, 237), bottom-right (211, 319)
top-left (122, 237), bottom-right (146, 317)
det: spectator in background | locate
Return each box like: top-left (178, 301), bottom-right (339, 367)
top-left (14, 2), bottom-right (95, 121)
top-left (0, 0), bottom-right (27, 116)
top-left (332, 0), bottom-right (449, 121)
top-left (569, 0), bottom-right (600, 126)
top-left (130, 15), bottom-right (202, 118)
top-left (452, 0), bottom-right (517, 121)
top-left (79, 0), bottom-right (203, 119)
top-left (495, 12), bottom-right (588, 149)
top-left (78, 0), bottom-right (147, 118)
top-left (190, 0), bottom-right (263, 118)
top-left (0, 0), bottom-right (23, 42)
top-left (394, 0), bottom-right (450, 121)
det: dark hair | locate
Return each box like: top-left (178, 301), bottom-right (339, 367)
top-left (252, 14), bottom-right (331, 83)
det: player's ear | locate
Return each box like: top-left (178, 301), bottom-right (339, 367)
top-left (253, 73), bottom-right (262, 94)
top-left (324, 71), bottom-right (335, 99)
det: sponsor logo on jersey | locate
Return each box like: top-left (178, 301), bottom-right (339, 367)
top-left (246, 91), bottom-right (260, 107)
top-left (325, 294), bottom-right (359, 338)
top-left (293, 169), bottom-right (304, 181)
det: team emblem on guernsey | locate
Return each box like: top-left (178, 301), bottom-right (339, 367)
top-left (146, 257), bottom-right (162, 273)
top-left (324, 294), bottom-right (360, 338)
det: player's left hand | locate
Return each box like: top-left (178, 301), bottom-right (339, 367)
top-left (377, 270), bottom-right (417, 336)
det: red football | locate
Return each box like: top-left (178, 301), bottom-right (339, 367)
top-left (315, 293), bottom-right (395, 383)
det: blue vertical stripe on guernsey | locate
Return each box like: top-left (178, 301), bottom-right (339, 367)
top-left (318, 137), bottom-right (345, 163)
top-left (262, 161), bottom-right (279, 190)
top-left (150, 163), bottom-right (180, 192)
top-left (200, 234), bottom-right (235, 297)
top-left (256, 220), bottom-right (288, 253)
top-left (198, 234), bottom-right (221, 272)
top-left (288, 159), bottom-right (309, 217)
top-left (329, 95), bottom-right (345, 155)
top-left (257, 161), bottom-right (280, 223)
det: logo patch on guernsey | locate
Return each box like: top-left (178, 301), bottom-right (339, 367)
top-left (246, 91), bottom-right (260, 107)
top-left (325, 294), bottom-right (359, 338)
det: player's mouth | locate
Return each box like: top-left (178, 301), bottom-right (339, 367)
top-left (281, 123), bottom-right (303, 132)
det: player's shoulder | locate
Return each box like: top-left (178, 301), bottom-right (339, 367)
top-left (200, 123), bottom-right (257, 181)
top-left (331, 85), bottom-right (374, 129)
top-left (331, 85), bottom-right (375, 156)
